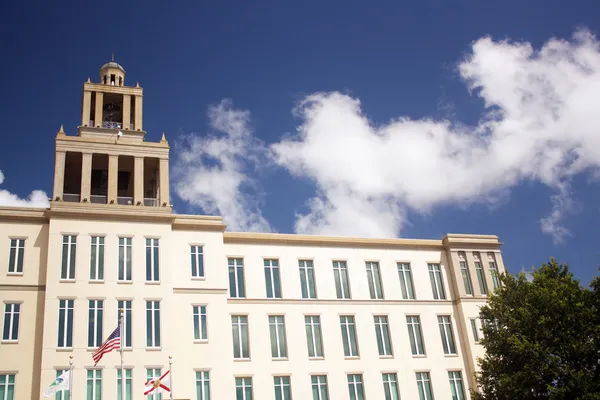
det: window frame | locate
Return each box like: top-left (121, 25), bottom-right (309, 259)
top-left (190, 245), bottom-right (205, 279)
top-left (145, 300), bottom-right (161, 348)
top-left (7, 238), bottom-right (25, 275)
top-left (2, 303), bottom-right (21, 342)
top-left (333, 260), bottom-right (351, 299)
top-left (89, 236), bottom-right (105, 282)
top-left (60, 235), bottom-right (77, 281)
top-left (193, 305), bottom-right (208, 342)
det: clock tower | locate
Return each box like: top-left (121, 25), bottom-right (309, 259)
top-left (50, 58), bottom-right (171, 213)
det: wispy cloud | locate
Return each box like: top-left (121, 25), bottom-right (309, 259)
top-left (172, 100), bottom-right (272, 232)
top-left (0, 170), bottom-right (49, 208)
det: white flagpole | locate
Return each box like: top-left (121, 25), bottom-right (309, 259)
top-left (120, 308), bottom-right (125, 400)
top-left (69, 354), bottom-right (73, 400)
top-left (168, 356), bottom-right (173, 400)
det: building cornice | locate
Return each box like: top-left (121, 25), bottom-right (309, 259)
top-left (223, 232), bottom-right (444, 250)
top-left (442, 233), bottom-right (503, 249)
top-left (56, 136), bottom-right (169, 157)
top-left (83, 82), bottom-right (143, 96)
top-left (172, 215), bottom-right (226, 232)
top-left (0, 284), bottom-right (46, 291)
top-left (0, 207), bottom-right (48, 223)
top-left (48, 202), bottom-right (174, 223)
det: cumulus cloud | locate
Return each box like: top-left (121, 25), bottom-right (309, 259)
top-left (172, 100), bottom-right (272, 232)
top-left (0, 170), bottom-right (50, 208)
top-left (270, 28), bottom-right (600, 242)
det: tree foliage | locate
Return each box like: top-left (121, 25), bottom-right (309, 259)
top-left (472, 258), bottom-right (600, 400)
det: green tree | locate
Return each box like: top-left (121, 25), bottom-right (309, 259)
top-left (472, 258), bottom-right (600, 400)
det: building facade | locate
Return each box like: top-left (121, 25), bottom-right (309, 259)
top-left (0, 61), bottom-right (506, 400)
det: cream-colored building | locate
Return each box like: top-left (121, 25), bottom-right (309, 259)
top-left (0, 60), bottom-right (505, 400)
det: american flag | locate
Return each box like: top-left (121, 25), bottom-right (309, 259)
top-left (92, 326), bottom-right (121, 366)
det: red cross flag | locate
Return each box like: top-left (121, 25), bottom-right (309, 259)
top-left (144, 370), bottom-right (172, 396)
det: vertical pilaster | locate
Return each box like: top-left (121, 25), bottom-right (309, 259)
top-left (108, 154), bottom-right (119, 204)
top-left (159, 158), bottom-right (170, 206)
top-left (52, 151), bottom-right (66, 200)
top-left (81, 91), bottom-right (91, 126)
top-left (81, 153), bottom-right (93, 202)
top-left (94, 92), bottom-right (104, 127)
top-left (134, 95), bottom-right (143, 130)
top-left (122, 94), bottom-right (131, 130)
top-left (134, 156), bottom-right (144, 205)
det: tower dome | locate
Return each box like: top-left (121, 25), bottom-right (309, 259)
top-left (99, 57), bottom-right (126, 86)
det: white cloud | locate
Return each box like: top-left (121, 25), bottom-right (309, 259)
top-left (172, 100), bottom-right (272, 232)
top-left (270, 28), bottom-right (600, 242)
top-left (0, 170), bottom-right (50, 208)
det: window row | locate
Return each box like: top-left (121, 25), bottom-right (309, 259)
top-left (7, 299), bottom-right (483, 355)
top-left (43, 369), bottom-right (468, 400)
top-left (229, 258), bottom-right (452, 300)
top-left (457, 251), bottom-right (500, 295)
top-left (232, 313), bottom-right (462, 360)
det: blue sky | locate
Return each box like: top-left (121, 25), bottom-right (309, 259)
top-left (1, 0), bottom-right (600, 284)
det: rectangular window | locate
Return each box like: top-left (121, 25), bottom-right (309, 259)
top-left (145, 300), bottom-right (161, 348)
top-left (311, 375), bottom-right (328, 400)
top-left (470, 318), bottom-right (481, 343)
top-left (235, 377), bottom-right (252, 400)
top-left (86, 369), bottom-right (102, 400)
top-left (273, 376), bottom-right (291, 400)
top-left (474, 253), bottom-right (487, 295)
top-left (340, 315), bottom-right (359, 357)
top-left (406, 315), bottom-right (425, 355)
top-left (305, 315), bottom-right (324, 357)
top-left (333, 261), bottom-right (351, 299)
top-left (2, 303), bottom-right (20, 342)
top-left (57, 299), bottom-right (74, 348)
top-left (382, 373), bottom-right (400, 400)
top-left (232, 315), bottom-right (249, 359)
top-left (146, 369), bottom-right (162, 400)
top-left (347, 374), bottom-right (364, 400)
top-left (145, 238), bottom-right (159, 282)
top-left (228, 258), bottom-right (245, 298)
top-left (397, 263), bottom-right (415, 299)
top-left (117, 300), bottom-right (132, 348)
top-left (118, 237), bottom-right (132, 282)
top-left (366, 262), bottom-right (384, 299)
top-left (116, 368), bottom-right (132, 400)
top-left (374, 315), bottom-right (392, 356)
top-left (438, 315), bottom-right (457, 355)
top-left (264, 259), bottom-right (281, 298)
top-left (193, 305), bottom-right (208, 341)
top-left (269, 315), bottom-right (287, 358)
top-left (0, 375), bottom-right (15, 400)
top-left (448, 371), bottom-right (466, 400)
top-left (428, 263), bottom-right (446, 300)
top-left (416, 372), bottom-right (433, 400)
top-left (7, 239), bottom-right (24, 274)
top-left (89, 236), bottom-right (104, 281)
top-left (88, 300), bottom-right (104, 348)
top-left (191, 245), bottom-right (204, 278)
top-left (299, 260), bottom-right (316, 299)
top-left (458, 252), bottom-right (473, 295)
top-left (61, 235), bottom-right (77, 280)
top-left (55, 369), bottom-right (70, 400)
top-left (195, 371), bottom-right (210, 400)
top-left (488, 253), bottom-right (500, 289)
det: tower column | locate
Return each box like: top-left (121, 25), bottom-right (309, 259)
top-left (122, 94), bottom-right (131, 130)
top-left (108, 154), bottom-right (119, 204)
top-left (134, 156), bottom-right (144, 205)
top-left (134, 95), bottom-right (143, 130)
top-left (82, 91), bottom-right (91, 126)
top-left (94, 92), bottom-right (104, 127)
top-left (159, 158), bottom-right (169, 206)
top-left (53, 151), bottom-right (66, 200)
top-left (81, 152), bottom-right (93, 202)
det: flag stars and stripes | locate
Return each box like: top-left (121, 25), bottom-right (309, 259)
top-left (92, 325), bottom-right (121, 365)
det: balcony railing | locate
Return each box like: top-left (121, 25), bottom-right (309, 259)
top-left (90, 195), bottom-right (107, 204)
top-left (102, 121), bottom-right (122, 129)
top-left (144, 198), bottom-right (158, 207)
top-left (63, 193), bottom-right (80, 202)
top-left (117, 196), bottom-right (133, 205)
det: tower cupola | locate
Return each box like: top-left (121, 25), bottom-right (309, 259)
top-left (99, 56), bottom-right (125, 86)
